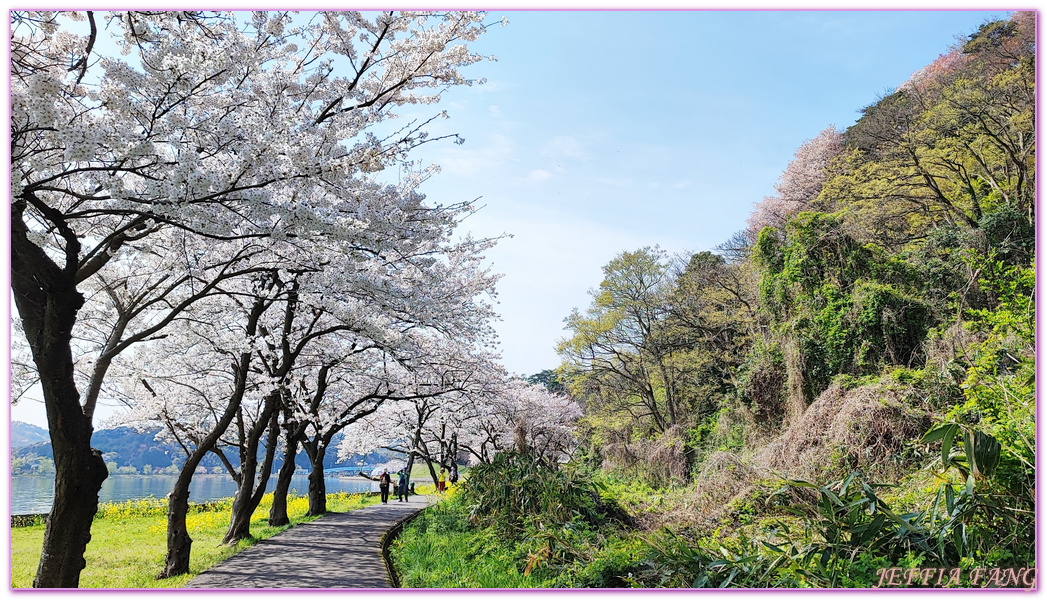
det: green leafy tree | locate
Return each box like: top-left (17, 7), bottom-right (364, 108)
top-left (823, 13), bottom-right (1034, 252)
top-left (559, 248), bottom-right (683, 435)
top-left (560, 248), bottom-right (759, 481)
top-left (526, 369), bottom-right (567, 393)
top-left (12, 455), bottom-right (30, 475)
top-left (661, 251), bottom-right (755, 421)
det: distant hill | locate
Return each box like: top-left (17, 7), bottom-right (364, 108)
top-left (11, 422), bottom-right (49, 449)
top-left (11, 425), bottom-right (390, 474)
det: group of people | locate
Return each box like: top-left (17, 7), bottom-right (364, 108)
top-left (436, 465), bottom-right (458, 492)
top-left (374, 469), bottom-right (410, 504)
top-left (369, 464), bottom-right (459, 504)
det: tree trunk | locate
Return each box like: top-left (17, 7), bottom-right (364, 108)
top-left (12, 213), bottom-right (109, 588)
top-left (404, 453), bottom-right (416, 496)
top-left (423, 455), bottom-right (440, 486)
top-left (268, 425), bottom-right (300, 527)
top-left (450, 433), bottom-right (459, 470)
top-left (32, 347), bottom-right (108, 588)
top-left (161, 297), bottom-right (266, 576)
top-left (306, 445), bottom-right (328, 516)
top-left (160, 430), bottom-right (228, 578)
top-left (224, 467), bottom-right (257, 544)
top-left (224, 400), bottom-right (280, 544)
top-left (35, 433), bottom-right (108, 588)
top-left (162, 466), bottom-right (196, 579)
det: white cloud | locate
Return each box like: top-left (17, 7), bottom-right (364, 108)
top-left (489, 105), bottom-right (503, 118)
top-left (674, 180), bottom-right (693, 189)
top-left (528, 169), bottom-right (552, 182)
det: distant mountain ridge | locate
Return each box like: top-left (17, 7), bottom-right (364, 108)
top-left (11, 421), bottom-right (49, 449)
top-left (11, 424), bottom-right (389, 474)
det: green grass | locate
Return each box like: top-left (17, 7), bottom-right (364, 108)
top-left (11, 491), bottom-right (380, 588)
top-left (391, 491), bottom-right (544, 588)
top-left (390, 486), bottom-right (648, 589)
top-left (407, 463), bottom-right (465, 487)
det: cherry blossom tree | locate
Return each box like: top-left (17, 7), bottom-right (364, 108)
top-left (746, 126), bottom-right (843, 239)
top-left (900, 49), bottom-right (969, 95)
top-left (286, 341), bottom-right (474, 515)
top-left (110, 282), bottom-right (273, 577)
top-left (11, 9), bottom-right (496, 587)
top-left (458, 379), bottom-right (582, 463)
top-left (338, 396), bottom-right (459, 487)
top-left (337, 346), bottom-right (505, 484)
top-left (339, 375), bottom-right (581, 485)
top-left (111, 225), bottom-right (499, 574)
top-left (242, 227), bottom-right (500, 527)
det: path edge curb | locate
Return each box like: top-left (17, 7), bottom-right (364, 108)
top-left (380, 500), bottom-right (430, 588)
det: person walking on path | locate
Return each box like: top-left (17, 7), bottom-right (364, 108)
top-left (378, 470), bottom-right (392, 503)
top-left (396, 469), bottom-right (408, 502)
top-left (450, 465), bottom-right (458, 486)
top-left (438, 467), bottom-right (447, 492)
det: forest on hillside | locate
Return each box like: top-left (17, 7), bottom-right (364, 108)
top-left (396, 13), bottom-right (1035, 588)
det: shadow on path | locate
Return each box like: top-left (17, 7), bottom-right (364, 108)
top-left (186, 495), bottom-right (434, 589)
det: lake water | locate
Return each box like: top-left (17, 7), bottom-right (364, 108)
top-left (10, 473), bottom-right (378, 515)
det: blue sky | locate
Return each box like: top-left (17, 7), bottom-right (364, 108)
top-left (7, 8), bottom-right (1015, 429)
top-left (397, 9), bottom-right (1011, 378)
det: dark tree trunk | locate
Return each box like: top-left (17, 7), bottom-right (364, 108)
top-left (306, 445), bottom-right (328, 516)
top-left (226, 278), bottom-right (300, 543)
top-left (30, 362), bottom-right (109, 588)
top-left (12, 204), bottom-right (109, 588)
top-left (223, 405), bottom-right (280, 544)
top-left (31, 339), bottom-right (109, 589)
top-left (162, 466), bottom-right (196, 579)
top-left (423, 455), bottom-right (440, 486)
top-left (407, 421), bottom-right (441, 487)
top-left (224, 466), bottom-right (257, 544)
top-left (404, 453), bottom-right (416, 497)
top-left (160, 426), bottom-right (229, 578)
top-left (35, 430), bottom-right (108, 588)
top-left (224, 426), bottom-right (265, 543)
top-left (268, 425), bottom-right (300, 527)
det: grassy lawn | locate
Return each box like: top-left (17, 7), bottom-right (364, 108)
top-left (12, 492), bottom-right (380, 588)
top-left (407, 463), bottom-right (463, 485)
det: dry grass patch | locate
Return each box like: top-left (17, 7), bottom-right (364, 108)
top-left (602, 425), bottom-right (690, 488)
top-left (640, 380), bottom-right (932, 532)
top-left (692, 451), bottom-right (760, 513)
top-left (756, 382), bottom-right (931, 482)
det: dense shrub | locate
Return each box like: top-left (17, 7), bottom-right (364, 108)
top-left (736, 342), bottom-right (787, 425)
top-left (395, 463), bottom-right (645, 588)
top-left (459, 451), bottom-right (627, 535)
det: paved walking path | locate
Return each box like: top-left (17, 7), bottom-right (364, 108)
top-left (186, 495), bottom-right (435, 589)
